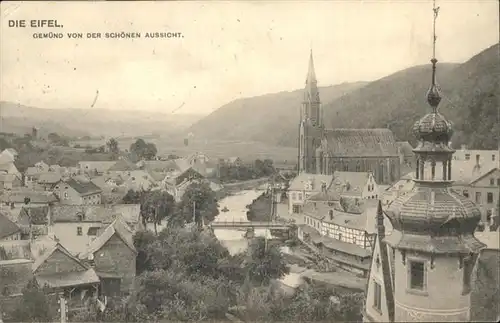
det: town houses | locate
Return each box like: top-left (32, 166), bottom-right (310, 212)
top-left (0, 148), bottom-right (230, 316)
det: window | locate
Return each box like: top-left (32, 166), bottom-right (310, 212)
top-left (77, 227), bottom-right (83, 236)
top-left (491, 178), bottom-right (495, 186)
top-left (293, 205), bottom-right (300, 214)
top-left (353, 236), bottom-right (357, 244)
top-left (343, 164), bottom-right (348, 171)
top-left (493, 155), bottom-right (496, 161)
top-left (298, 193), bottom-right (303, 200)
top-left (497, 179), bottom-right (500, 186)
top-left (475, 192), bottom-right (481, 204)
top-left (463, 190), bottom-right (469, 198)
top-left (373, 281), bottom-right (382, 312)
top-left (463, 257), bottom-right (473, 294)
top-left (292, 193), bottom-right (297, 200)
top-left (329, 210), bottom-right (333, 221)
top-left (487, 192), bottom-right (494, 204)
top-left (409, 261), bottom-right (426, 291)
top-left (465, 154), bottom-right (470, 161)
top-left (338, 233), bottom-right (342, 241)
top-left (64, 192), bottom-right (68, 199)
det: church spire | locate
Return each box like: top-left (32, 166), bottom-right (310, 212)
top-left (306, 49), bottom-right (317, 85)
top-left (426, 0), bottom-right (442, 111)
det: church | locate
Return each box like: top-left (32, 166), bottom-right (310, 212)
top-left (297, 51), bottom-right (400, 185)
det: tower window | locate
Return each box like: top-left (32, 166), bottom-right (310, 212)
top-left (373, 281), bottom-right (382, 312)
top-left (409, 260), bottom-right (426, 291)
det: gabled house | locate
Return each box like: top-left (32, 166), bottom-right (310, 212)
top-left (330, 171), bottom-right (380, 200)
top-left (0, 212), bottom-right (21, 241)
top-left (48, 204), bottom-right (141, 255)
top-left (24, 161), bottom-right (51, 188)
top-left (288, 173), bottom-right (334, 214)
top-left (53, 178), bottom-right (102, 205)
top-left (36, 172), bottom-right (62, 191)
top-left (32, 243), bottom-right (100, 305)
top-left (79, 216), bottom-right (137, 296)
top-left (187, 152), bottom-right (218, 177)
top-left (163, 167), bottom-right (206, 202)
top-left (121, 170), bottom-right (156, 192)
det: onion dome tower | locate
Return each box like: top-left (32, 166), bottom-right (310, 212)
top-left (376, 2), bottom-right (485, 322)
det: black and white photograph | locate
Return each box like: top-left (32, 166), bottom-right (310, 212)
top-left (0, 1), bottom-right (499, 322)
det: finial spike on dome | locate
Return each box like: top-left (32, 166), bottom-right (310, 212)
top-left (427, 0), bottom-right (441, 111)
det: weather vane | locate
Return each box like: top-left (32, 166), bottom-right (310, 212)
top-left (432, 0), bottom-right (440, 60)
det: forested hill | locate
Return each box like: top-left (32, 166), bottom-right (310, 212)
top-left (187, 82), bottom-right (367, 146)
top-left (189, 44), bottom-right (499, 150)
top-left (323, 43), bottom-right (499, 149)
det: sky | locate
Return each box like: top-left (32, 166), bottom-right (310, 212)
top-left (0, 0), bottom-right (498, 116)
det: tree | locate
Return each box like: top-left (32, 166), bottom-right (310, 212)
top-left (8, 278), bottom-right (53, 322)
top-left (244, 237), bottom-right (289, 286)
top-left (133, 230), bottom-right (157, 275)
top-left (130, 139), bottom-right (157, 161)
top-left (141, 190), bottom-right (176, 235)
top-left (106, 137), bottom-right (120, 156)
top-left (178, 182), bottom-right (219, 227)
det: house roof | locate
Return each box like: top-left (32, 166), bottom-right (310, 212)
top-left (32, 243), bottom-right (89, 273)
top-left (19, 206), bottom-right (50, 225)
top-left (79, 215), bottom-right (137, 260)
top-left (323, 128), bottom-right (398, 157)
top-left (108, 159), bottom-right (138, 172)
top-left (0, 212), bottom-right (21, 239)
top-left (331, 171), bottom-right (372, 197)
top-left (288, 173), bottom-right (334, 192)
top-left (0, 190), bottom-right (59, 204)
top-left (37, 172), bottom-right (62, 184)
top-left (137, 159), bottom-right (190, 173)
top-left (50, 204), bottom-right (140, 224)
top-left (65, 178), bottom-right (102, 196)
top-left (78, 161), bottom-right (117, 173)
top-left (36, 268), bottom-right (100, 288)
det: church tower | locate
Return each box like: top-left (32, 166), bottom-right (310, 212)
top-left (298, 50), bottom-right (324, 173)
top-left (364, 2), bottom-right (486, 322)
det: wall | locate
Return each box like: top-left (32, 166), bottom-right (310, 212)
top-left (92, 234), bottom-right (136, 294)
top-left (393, 250), bottom-right (470, 322)
top-left (54, 184), bottom-right (83, 205)
top-left (50, 222), bottom-right (103, 255)
top-left (35, 249), bottom-right (85, 275)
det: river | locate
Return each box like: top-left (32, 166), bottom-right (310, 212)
top-left (213, 189), bottom-right (272, 256)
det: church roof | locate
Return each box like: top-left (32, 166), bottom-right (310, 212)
top-left (323, 129), bottom-right (398, 157)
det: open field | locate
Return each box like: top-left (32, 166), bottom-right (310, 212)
top-left (72, 138), bottom-right (298, 163)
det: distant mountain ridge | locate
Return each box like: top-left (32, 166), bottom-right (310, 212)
top-left (189, 43), bottom-right (499, 150)
top-left (0, 102), bottom-right (203, 138)
top-left (187, 82), bottom-right (368, 145)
